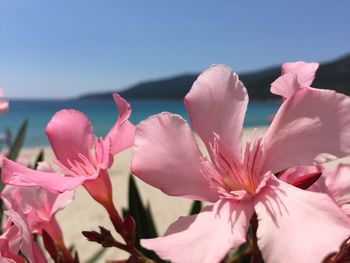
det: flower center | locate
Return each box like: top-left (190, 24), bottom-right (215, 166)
top-left (202, 134), bottom-right (267, 200)
top-left (54, 137), bottom-right (107, 177)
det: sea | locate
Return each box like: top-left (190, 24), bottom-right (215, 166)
top-left (0, 99), bottom-right (280, 147)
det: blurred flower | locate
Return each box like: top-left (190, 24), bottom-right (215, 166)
top-left (1, 161), bottom-right (74, 258)
top-left (131, 64), bottom-right (350, 263)
top-left (0, 88), bottom-right (9, 115)
top-left (0, 208), bottom-right (47, 263)
top-left (2, 94), bottom-right (135, 207)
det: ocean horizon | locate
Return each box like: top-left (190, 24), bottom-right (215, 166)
top-left (0, 98), bottom-right (279, 148)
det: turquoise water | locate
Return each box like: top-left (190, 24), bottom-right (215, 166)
top-left (0, 99), bottom-right (279, 147)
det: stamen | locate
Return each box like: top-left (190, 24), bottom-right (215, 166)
top-left (204, 134), bottom-right (265, 199)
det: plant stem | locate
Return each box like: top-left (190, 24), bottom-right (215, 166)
top-left (104, 202), bottom-right (151, 262)
top-left (227, 246), bottom-right (252, 263)
top-left (250, 213), bottom-right (263, 263)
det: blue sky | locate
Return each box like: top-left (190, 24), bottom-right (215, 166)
top-left (1, 0), bottom-right (349, 99)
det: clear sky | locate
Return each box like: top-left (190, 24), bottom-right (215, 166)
top-left (1, 0), bottom-right (349, 99)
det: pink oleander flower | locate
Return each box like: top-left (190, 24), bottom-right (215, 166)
top-left (2, 94), bottom-right (135, 208)
top-left (131, 64), bottom-right (350, 263)
top-left (0, 208), bottom-right (47, 263)
top-left (1, 161), bottom-right (74, 252)
top-left (0, 88), bottom-right (9, 114)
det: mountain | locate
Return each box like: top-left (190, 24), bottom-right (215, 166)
top-left (79, 53), bottom-right (350, 101)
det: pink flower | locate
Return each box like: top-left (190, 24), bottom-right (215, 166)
top-left (1, 161), bottom-right (74, 258)
top-left (0, 208), bottom-right (47, 263)
top-left (0, 88), bottom-right (9, 114)
top-left (2, 182), bottom-right (73, 238)
top-left (2, 94), bottom-right (135, 207)
top-left (131, 65), bottom-right (350, 263)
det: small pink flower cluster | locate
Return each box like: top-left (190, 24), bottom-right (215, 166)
top-left (1, 62), bottom-right (350, 263)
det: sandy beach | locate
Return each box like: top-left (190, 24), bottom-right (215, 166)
top-left (19, 126), bottom-right (349, 262)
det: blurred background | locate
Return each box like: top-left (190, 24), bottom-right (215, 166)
top-left (0, 0), bottom-right (350, 147)
top-left (1, 2), bottom-right (350, 261)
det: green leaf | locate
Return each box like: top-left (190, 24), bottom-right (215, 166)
top-left (126, 174), bottom-right (165, 262)
top-left (33, 149), bottom-right (44, 169)
top-left (8, 120), bottom-right (28, 161)
top-left (85, 248), bottom-right (106, 263)
top-left (189, 200), bottom-right (202, 215)
top-left (127, 174), bottom-right (157, 239)
top-left (122, 208), bottom-right (128, 219)
top-left (145, 202), bottom-right (158, 237)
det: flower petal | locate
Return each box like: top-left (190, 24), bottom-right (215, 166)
top-left (270, 72), bottom-right (299, 99)
top-left (0, 99), bottom-right (9, 114)
top-left (0, 88), bottom-right (9, 114)
top-left (131, 112), bottom-right (218, 202)
top-left (45, 109), bottom-right (93, 168)
top-left (262, 87), bottom-right (350, 173)
top-left (6, 209), bottom-right (47, 263)
top-left (105, 94), bottom-right (135, 155)
top-left (184, 64), bottom-right (248, 160)
top-left (254, 178), bottom-right (350, 263)
top-left (0, 237), bottom-right (23, 263)
top-left (282, 61), bottom-right (319, 87)
top-left (2, 158), bottom-right (90, 193)
top-left (278, 165), bottom-right (322, 190)
top-left (51, 190), bottom-right (75, 216)
top-left (141, 199), bottom-right (254, 263)
top-left (313, 164), bottom-right (350, 216)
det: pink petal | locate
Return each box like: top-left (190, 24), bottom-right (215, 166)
top-left (83, 169), bottom-right (113, 206)
top-left (2, 185), bottom-right (73, 238)
top-left (45, 109), bottom-right (93, 168)
top-left (270, 72), bottom-right (299, 99)
top-left (184, 65), bottom-right (248, 160)
top-left (112, 93), bottom-right (131, 123)
top-left (131, 112), bottom-right (218, 202)
top-left (2, 158), bottom-right (89, 193)
top-left (104, 94), bottom-right (135, 155)
top-left (36, 161), bottom-right (54, 172)
top-left (141, 199), bottom-right (254, 263)
top-left (2, 222), bottom-right (22, 254)
top-left (278, 165), bottom-right (322, 190)
top-left (6, 210), bottom-right (47, 263)
top-left (50, 190), bottom-right (74, 216)
top-left (254, 178), bottom-right (350, 263)
top-left (0, 88), bottom-right (9, 114)
top-left (0, 99), bottom-right (9, 114)
top-left (0, 238), bottom-right (24, 263)
top-left (94, 137), bottom-right (113, 170)
top-left (262, 87), bottom-right (350, 173)
top-left (282, 61), bottom-right (319, 87)
top-left (314, 164), bottom-right (350, 216)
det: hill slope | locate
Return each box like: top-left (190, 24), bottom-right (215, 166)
top-left (80, 54), bottom-right (350, 100)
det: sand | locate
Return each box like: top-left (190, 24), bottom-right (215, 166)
top-left (19, 126), bottom-right (350, 262)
